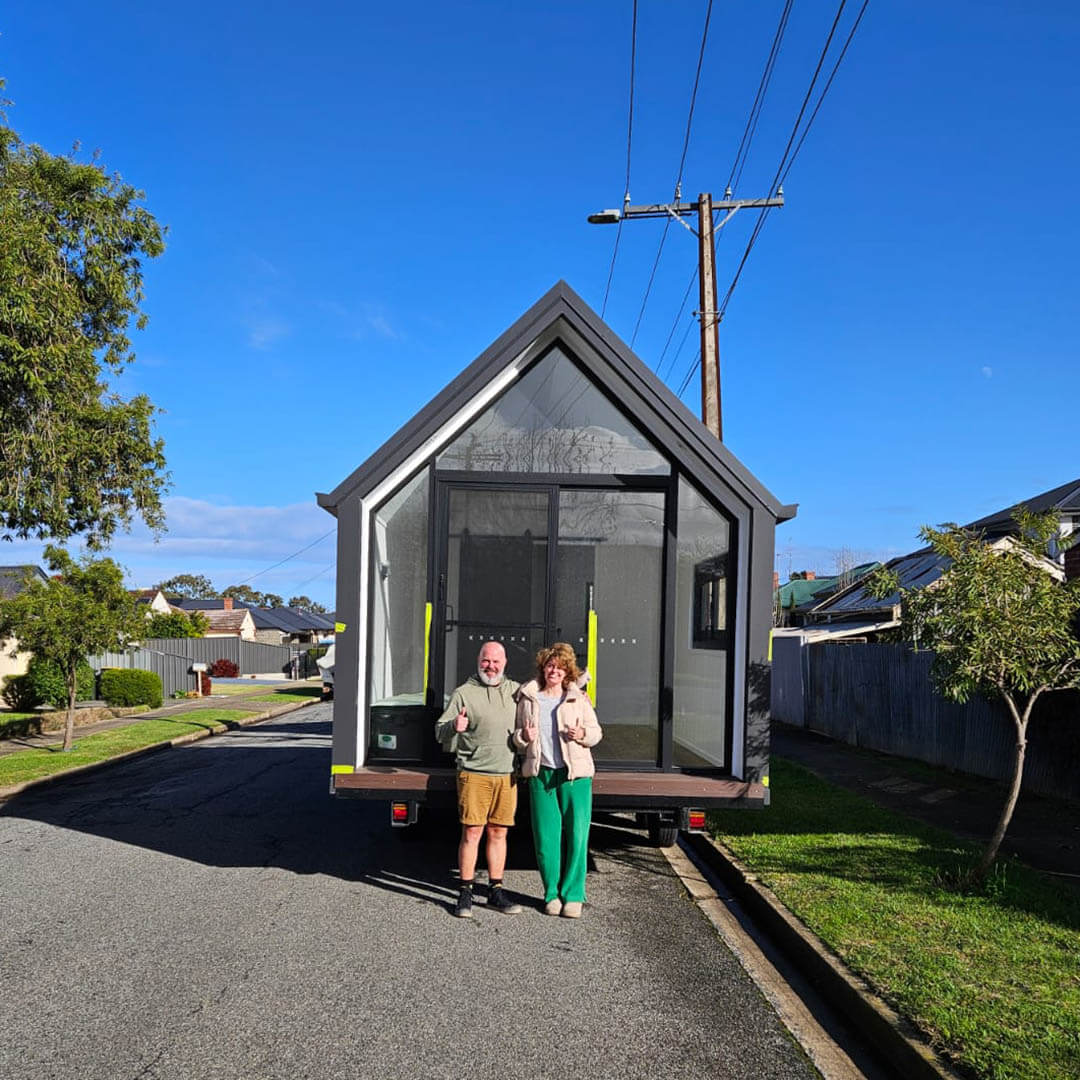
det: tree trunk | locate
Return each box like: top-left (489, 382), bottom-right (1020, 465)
top-left (62, 668), bottom-right (77, 752)
top-left (972, 692), bottom-right (1035, 883)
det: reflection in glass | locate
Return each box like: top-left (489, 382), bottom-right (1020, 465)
top-left (556, 489), bottom-right (665, 761)
top-left (370, 469), bottom-right (429, 707)
top-left (437, 347), bottom-right (669, 475)
top-left (443, 489), bottom-right (549, 690)
top-left (673, 477), bottom-right (732, 767)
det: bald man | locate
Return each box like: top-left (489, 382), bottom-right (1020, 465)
top-left (434, 641), bottom-right (523, 918)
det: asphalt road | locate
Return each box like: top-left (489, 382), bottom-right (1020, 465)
top-left (0, 704), bottom-right (817, 1080)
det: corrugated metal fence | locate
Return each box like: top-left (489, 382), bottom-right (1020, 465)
top-left (87, 638), bottom-right (303, 700)
top-left (138, 637), bottom-right (298, 676)
top-left (88, 648), bottom-right (198, 700)
top-left (787, 642), bottom-right (1080, 802)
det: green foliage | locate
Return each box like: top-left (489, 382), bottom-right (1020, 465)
top-left (288, 595), bottom-right (328, 613)
top-left (1, 672), bottom-right (35, 711)
top-left (144, 609), bottom-right (208, 638)
top-left (99, 667), bottom-right (163, 709)
top-left (0, 547), bottom-right (141, 748)
top-left (0, 96), bottom-right (169, 547)
top-left (899, 513), bottom-right (1080, 707)
top-left (155, 574), bottom-right (215, 599)
top-left (24, 656), bottom-right (95, 708)
top-left (223, 584), bottom-right (283, 608)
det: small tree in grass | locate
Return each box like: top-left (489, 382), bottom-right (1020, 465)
top-left (144, 609), bottom-right (209, 638)
top-left (867, 509), bottom-right (1080, 884)
top-left (0, 546), bottom-right (140, 751)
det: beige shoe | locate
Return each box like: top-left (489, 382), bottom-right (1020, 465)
top-left (544, 898), bottom-right (563, 916)
top-left (561, 901), bottom-right (583, 919)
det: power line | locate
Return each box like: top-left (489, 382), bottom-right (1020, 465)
top-left (656, 0), bottom-right (792, 379)
top-left (727, 0), bottom-right (794, 196)
top-left (676, 0), bottom-right (869, 398)
top-left (235, 529), bottom-right (336, 585)
top-left (630, 0), bottom-right (714, 349)
top-left (601, 0), bottom-right (638, 319)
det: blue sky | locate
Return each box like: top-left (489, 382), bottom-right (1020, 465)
top-left (2, 0), bottom-right (1078, 603)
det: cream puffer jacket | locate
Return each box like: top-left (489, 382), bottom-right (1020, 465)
top-left (513, 679), bottom-right (603, 780)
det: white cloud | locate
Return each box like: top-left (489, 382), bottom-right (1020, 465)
top-left (981, 366), bottom-right (993, 379)
top-left (247, 315), bottom-right (291, 350)
top-left (0, 497), bottom-right (338, 605)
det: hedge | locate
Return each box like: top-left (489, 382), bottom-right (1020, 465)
top-left (2, 658), bottom-right (95, 711)
top-left (100, 668), bottom-right (163, 709)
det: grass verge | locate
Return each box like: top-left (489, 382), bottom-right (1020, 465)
top-left (229, 686), bottom-right (321, 706)
top-left (0, 710), bottom-right (257, 788)
top-left (0, 712), bottom-right (42, 739)
top-left (708, 757), bottom-right (1080, 1080)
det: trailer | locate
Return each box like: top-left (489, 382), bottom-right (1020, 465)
top-left (317, 283), bottom-right (794, 845)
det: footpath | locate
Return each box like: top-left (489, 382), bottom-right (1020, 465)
top-left (772, 721), bottom-right (1080, 885)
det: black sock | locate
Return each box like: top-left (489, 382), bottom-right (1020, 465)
top-left (489, 879), bottom-right (503, 890)
top-left (458, 880), bottom-right (474, 891)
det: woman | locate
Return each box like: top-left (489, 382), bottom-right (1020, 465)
top-left (513, 642), bottom-right (602, 918)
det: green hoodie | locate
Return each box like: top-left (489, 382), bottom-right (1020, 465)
top-left (434, 674), bottom-right (521, 774)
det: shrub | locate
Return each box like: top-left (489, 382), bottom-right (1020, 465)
top-left (2, 659), bottom-right (94, 710)
top-left (210, 658), bottom-right (238, 678)
top-left (199, 671), bottom-right (212, 695)
top-left (2, 673), bottom-right (35, 711)
top-left (100, 668), bottom-right (163, 709)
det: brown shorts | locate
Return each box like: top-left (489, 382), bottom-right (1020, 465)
top-left (457, 770), bottom-right (517, 826)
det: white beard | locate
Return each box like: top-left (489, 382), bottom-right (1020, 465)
top-left (477, 669), bottom-right (503, 687)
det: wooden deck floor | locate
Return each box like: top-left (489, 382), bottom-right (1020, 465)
top-left (333, 767), bottom-right (766, 808)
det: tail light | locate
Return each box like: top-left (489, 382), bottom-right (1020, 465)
top-left (687, 809), bottom-right (706, 831)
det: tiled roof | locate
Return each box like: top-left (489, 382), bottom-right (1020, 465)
top-left (0, 565), bottom-right (47, 599)
top-left (204, 609), bottom-right (252, 633)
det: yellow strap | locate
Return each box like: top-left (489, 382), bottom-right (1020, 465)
top-left (331, 764), bottom-right (355, 775)
top-left (423, 601), bottom-right (433, 698)
top-left (768, 629), bottom-right (773, 662)
top-left (586, 609), bottom-right (598, 706)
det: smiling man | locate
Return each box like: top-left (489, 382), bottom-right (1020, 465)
top-left (434, 641), bottom-right (523, 918)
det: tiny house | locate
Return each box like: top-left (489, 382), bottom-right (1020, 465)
top-left (318, 283), bottom-right (794, 840)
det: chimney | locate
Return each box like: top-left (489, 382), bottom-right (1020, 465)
top-left (1065, 544), bottom-right (1080, 582)
top-left (804, 571), bottom-right (816, 581)
top-left (773, 571), bottom-right (779, 591)
top-left (223, 596), bottom-right (233, 610)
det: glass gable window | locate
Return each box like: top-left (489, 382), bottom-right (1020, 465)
top-left (369, 468), bottom-right (429, 708)
top-left (436, 347), bottom-right (670, 475)
top-left (673, 477), bottom-right (733, 768)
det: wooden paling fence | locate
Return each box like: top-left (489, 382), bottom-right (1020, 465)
top-left (773, 641), bottom-right (1080, 802)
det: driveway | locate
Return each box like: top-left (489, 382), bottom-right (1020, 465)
top-left (0, 705), bottom-right (816, 1080)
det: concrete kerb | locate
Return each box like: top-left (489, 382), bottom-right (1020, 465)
top-left (0, 696), bottom-right (320, 804)
top-left (681, 831), bottom-right (969, 1080)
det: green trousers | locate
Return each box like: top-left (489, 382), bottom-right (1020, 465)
top-left (529, 767), bottom-right (593, 903)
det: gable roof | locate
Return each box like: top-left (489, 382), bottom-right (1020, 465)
top-left (0, 565), bottom-right (48, 599)
top-left (316, 281), bottom-right (795, 523)
top-left (203, 609), bottom-right (254, 634)
top-left (964, 476), bottom-right (1080, 536)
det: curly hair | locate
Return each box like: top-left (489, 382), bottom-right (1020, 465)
top-left (534, 642), bottom-right (582, 690)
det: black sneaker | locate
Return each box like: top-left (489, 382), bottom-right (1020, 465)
top-left (453, 887), bottom-right (473, 918)
top-left (487, 886), bottom-right (522, 914)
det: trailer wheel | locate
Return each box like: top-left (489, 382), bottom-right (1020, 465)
top-left (647, 816), bottom-right (679, 848)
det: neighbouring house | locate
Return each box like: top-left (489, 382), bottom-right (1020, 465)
top-left (201, 606), bottom-right (257, 640)
top-left (772, 476), bottom-right (1080, 740)
top-left (129, 588), bottom-right (175, 616)
top-left (794, 476), bottom-right (1080, 641)
top-left (0, 565), bottom-right (48, 691)
top-left (174, 598), bottom-right (334, 646)
top-left (773, 564), bottom-right (879, 627)
top-left (245, 606), bottom-right (336, 646)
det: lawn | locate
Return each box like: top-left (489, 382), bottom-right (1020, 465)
top-left (707, 758), bottom-right (1080, 1080)
top-left (0, 712), bottom-right (41, 739)
top-left (0, 710), bottom-right (257, 788)
top-left (226, 685), bottom-right (322, 706)
top-left (211, 682), bottom-right (320, 698)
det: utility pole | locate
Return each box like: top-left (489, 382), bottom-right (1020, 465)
top-left (589, 189), bottom-right (784, 441)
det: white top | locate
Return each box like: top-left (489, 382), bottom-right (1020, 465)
top-left (536, 689), bottom-right (566, 769)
